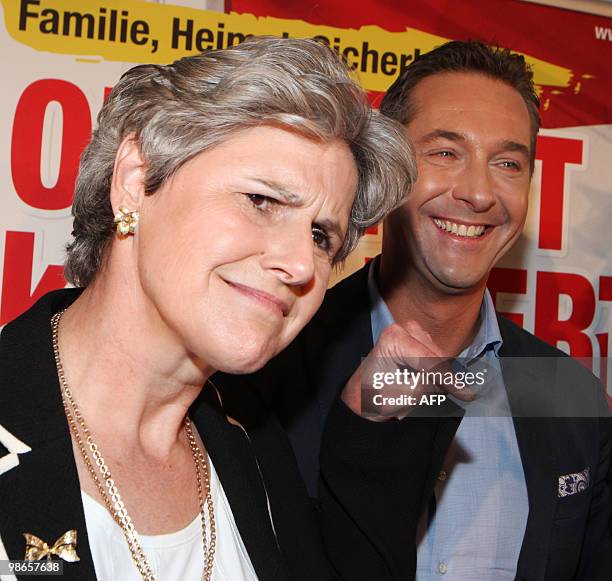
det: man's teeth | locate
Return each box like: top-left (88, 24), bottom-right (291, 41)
top-left (433, 219), bottom-right (486, 238)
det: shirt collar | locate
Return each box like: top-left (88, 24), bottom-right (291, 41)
top-left (367, 258), bottom-right (395, 345)
top-left (367, 257), bottom-right (503, 360)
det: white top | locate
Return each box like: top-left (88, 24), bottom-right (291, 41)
top-left (81, 458), bottom-right (258, 581)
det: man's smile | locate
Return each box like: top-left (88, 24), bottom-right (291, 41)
top-left (431, 217), bottom-right (492, 239)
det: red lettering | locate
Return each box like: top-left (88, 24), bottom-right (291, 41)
top-left (11, 80), bottom-right (91, 210)
top-left (365, 225), bottom-right (379, 236)
top-left (595, 334), bottom-right (609, 399)
top-left (535, 271), bottom-right (595, 357)
top-left (367, 90), bottom-right (384, 108)
top-left (1, 231), bottom-right (65, 326)
top-left (599, 275), bottom-right (612, 304)
top-left (487, 267), bottom-right (527, 326)
top-left (535, 136), bottom-right (583, 251)
top-left (599, 275), bottom-right (612, 399)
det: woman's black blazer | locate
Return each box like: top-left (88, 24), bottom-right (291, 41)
top-left (0, 289), bottom-right (455, 580)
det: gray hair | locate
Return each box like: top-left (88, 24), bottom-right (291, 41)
top-left (65, 36), bottom-right (416, 287)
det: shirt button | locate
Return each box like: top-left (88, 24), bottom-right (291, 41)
top-left (438, 561), bottom-right (448, 575)
top-left (437, 470), bottom-right (448, 482)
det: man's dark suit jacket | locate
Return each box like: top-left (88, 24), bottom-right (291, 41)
top-left (0, 289), bottom-right (459, 581)
top-left (245, 264), bottom-right (612, 581)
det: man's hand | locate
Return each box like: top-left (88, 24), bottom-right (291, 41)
top-left (341, 322), bottom-right (474, 421)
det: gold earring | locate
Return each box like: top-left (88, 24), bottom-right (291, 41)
top-left (113, 206), bottom-right (139, 236)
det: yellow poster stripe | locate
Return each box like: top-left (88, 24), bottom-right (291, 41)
top-left (1, 0), bottom-right (571, 92)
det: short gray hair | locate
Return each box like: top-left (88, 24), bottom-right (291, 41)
top-left (65, 36), bottom-right (415, 287)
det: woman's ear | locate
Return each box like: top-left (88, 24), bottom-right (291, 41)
top-left (110, 136), bottom-right (146, 212)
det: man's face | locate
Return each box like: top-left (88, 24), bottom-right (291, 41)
top-left (387, 71), bottom-right (532, 294)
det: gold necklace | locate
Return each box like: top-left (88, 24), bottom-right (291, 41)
top-left (51, 310), bottom-right (216, 581)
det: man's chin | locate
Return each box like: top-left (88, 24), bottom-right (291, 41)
top-left (430, 269), bottom-right (489, 295)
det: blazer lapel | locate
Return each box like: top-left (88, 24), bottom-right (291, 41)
top-left (498, 319), bottom-right (559, 580)
top-left (0, 425), bottom-right (31, 477)
top-left (0, 426), bottom-right (31, 581)
top-left (0, 290), bottom-right (97, 580)
top-left (190, 388), bottom-right (290, 581)
top-left (510, 417), bottom-right (559, 580)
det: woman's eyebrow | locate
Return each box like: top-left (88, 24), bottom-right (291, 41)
top-left (315, 218), bottom-right (344, 243)
top-left (247, 177), bottom-right (344, 240)
top-left (247, 177), bottom-right (303, 204)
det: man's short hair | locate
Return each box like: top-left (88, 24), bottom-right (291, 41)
top-left (380, 40), bottom-right (541, 173)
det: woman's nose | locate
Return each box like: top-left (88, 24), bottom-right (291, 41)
top-left (261, 224), bottom-right (317, 287)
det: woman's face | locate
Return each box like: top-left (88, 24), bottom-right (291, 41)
top-left (134, 126), bottom-right (358, 373)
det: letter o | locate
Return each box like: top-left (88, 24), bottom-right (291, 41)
top-left (11, 79), bottom-right (91, 210)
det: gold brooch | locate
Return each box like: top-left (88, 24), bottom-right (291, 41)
top-left (23, 530), bottom-right (80, 562)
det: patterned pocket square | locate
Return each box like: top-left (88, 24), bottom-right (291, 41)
top-left (558, 466), bottom-right (591, 498)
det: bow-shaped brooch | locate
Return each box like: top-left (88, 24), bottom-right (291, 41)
top-left (23, 530), bottom-right (80, 562)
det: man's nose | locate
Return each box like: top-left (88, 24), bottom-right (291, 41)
top-left (451, 160), bottom-right (497, 212)
top-left (260, 223), bottom-right (316, 288)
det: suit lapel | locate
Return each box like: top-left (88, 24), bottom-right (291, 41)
top-left (307, 265), bottom-right (374, 420)
top-left (0, 290), bottom-right (96, 580)
top-left (498, 318), bottom-right (558, 580)
top-left (312, 264), bottom-right (462, 514)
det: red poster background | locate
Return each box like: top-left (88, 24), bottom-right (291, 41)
top-left (228, 0), bottom-right (612, 128)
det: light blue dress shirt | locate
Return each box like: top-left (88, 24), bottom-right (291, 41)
top-left (368, 263), bottom-right (529, 580)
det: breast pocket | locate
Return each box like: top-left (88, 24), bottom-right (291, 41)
top-left (555, 485), bottom-right (592, 520)
top-left (548, 489), bottom-right (592, 581)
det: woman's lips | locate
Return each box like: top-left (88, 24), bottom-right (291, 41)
top-left (224, 280), bottom-right (290, 316)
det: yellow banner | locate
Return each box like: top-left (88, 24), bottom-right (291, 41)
top-left (2, 0), bottom-right (571, 91)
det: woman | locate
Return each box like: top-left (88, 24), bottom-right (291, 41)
top-left (0, 37), bottom-right (425, 580)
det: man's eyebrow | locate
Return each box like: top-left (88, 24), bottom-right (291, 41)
top-left (418, 129), bottom-right (467, 144)
top-left (418, 132), bottom-right (531, 159)
top-left (498, 140), bottom-right (530, 159)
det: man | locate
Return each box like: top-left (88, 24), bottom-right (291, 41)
top-left (244, 41), bottom-right (612, 580)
